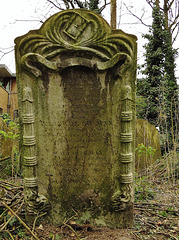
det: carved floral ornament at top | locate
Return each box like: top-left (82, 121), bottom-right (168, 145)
top-left (16, 9), bottom-right (137, 77)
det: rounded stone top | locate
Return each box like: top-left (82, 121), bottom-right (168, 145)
top-left (15, 9), bottom-right (137, 76)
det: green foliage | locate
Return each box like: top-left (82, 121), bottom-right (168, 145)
top-left (7, 215), bottom-right (17, 226)
top-left (0, 113), bottom-right (11, 123)
top-left (158, 210), bottom-right (168, 218)
top-left (76, 211), bottom-right (92, 225)
top-left (94, 216), bottom-right (106, 226)
top-left (0, 114), bottom-right (19, 147)
top-left (17, 229), bottom-right (26, 238)
top-left (137, 4), bottom-right (178, 154)
top-left (136, 95), bottom-right (148, 119)
top-left (135, 174), bottom-right (156, 201)
top-left (66, 0), bottom-right (100, 12)
top-left (0, 114), bottom-right (20, 177)
top-left (135, 143), bottom-right (156, 158)
top-left (87, 0), bottom-right (99, 12)
top-left (0, 211), bottom-right (29, 239)
top-left (0, 121), bottom-right (19, 141)
top-left (55, 234), bottom-right (63, 240)
top-left (49, 233), bottom-right (63, 239)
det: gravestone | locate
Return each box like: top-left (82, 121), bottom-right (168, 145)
top-left (15, 9), bottom-right (137, 228)
top-left (135, 119), bottom-right (161, 171)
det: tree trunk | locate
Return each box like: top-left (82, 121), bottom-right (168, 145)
top-left (163, 0), bottom-right (170, 32)
top-left (156, 0), bottom-right (160, 7)
top-left (111, 0), bottom-right (116, 29)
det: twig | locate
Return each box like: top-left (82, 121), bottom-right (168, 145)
top-left (0, 180), bottom-right (23, 189)
top-left (136, 207), bottom-right (168, 219)
top-left (135, 202), bottom-right (179, 210)
top-left (0, 156), bottom-right (10, 162)
top-left (157, 231), bottom-right (178, 240)
top-left (64, 223), bottom-right (81, 240)
top-left (0, 195), bottom-right (24, 219)
top-left (123, 3), bottom-right (151, 27)
top-left (2, 230), bottom-right (15, 240)
top-left (135, 205), bottom-right (179, 215)
top-left (0, 48), bottom-right (14, 61)
top-left (1, 201), bottom-right (40, 240)
top-left (0, 199), bottom-right (24, 232)
top-left (99, 0), bottom-right (110, 14)
top-left (145, 221), bottom-right (157, 229)
top-left (132, 231), bottom-right (144, 240)
top-left (0, 184), bottom-right (18, 192)
top-left (31, 212), bottom-right (47, 240)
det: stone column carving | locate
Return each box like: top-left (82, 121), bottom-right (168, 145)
top-left (22, 86), bottom-right (50, 215)
top-left (111, 85), bottom-right (134, 211)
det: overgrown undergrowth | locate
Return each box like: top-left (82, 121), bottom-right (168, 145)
top-left (133, 151), bottom-right (179, 240)
top-left (0, 151), bottom-right (178, 239)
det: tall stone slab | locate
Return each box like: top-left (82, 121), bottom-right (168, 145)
top-left (15, 9), bottom-right (137, 228)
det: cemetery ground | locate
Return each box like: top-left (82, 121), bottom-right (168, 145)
top-left (0, 151), bottom-right (178, 240)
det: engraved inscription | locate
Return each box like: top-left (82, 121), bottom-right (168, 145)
top-left (62, 67), bottom-right (106, 148)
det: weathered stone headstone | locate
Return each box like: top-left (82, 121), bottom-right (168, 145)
top-left (135, 119), bottom-right (161, 171)
top-left (15, 9), bottom-right (137, 228)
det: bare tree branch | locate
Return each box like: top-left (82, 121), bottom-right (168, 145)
top-left (168, 0), bottom-right (175, 10)
top-left (172, 28), bottom-right (179, 43)
top-left (169, 13), bottom-right (179, 30)
top-left (46, 0), bottom-right (64, 10)
top-left (0, 48), bottom-right (14, 61)
top-left (146, 0), bottom-right (155, 8)
top-left (123, 3), bottom-right (151, 28)
top-left (0, 156), bottom-right (10, 163)
top-left (99, 1), bottom-right (110, 14)
top-left (74, 0), bottom-right (84, 8)
top-left (68, 0), bottom-right (75, 9)
top-left (143, 0), bottom-right (178, 43)
top-left (14, 19), bottom-right (43, 23)
top-left (44, 0), bottom-right (109, 13)
top-left (63, 0), bottom-right (70, 9)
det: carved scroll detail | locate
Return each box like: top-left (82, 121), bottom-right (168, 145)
top-left (22, 86), bottom-right (50, 215)
top-left (15, 9), bottom-right (136, 77)
top-left (111, 184), bottom-right (132, 211)
top-left (25, 189), bottom-right (51, 215)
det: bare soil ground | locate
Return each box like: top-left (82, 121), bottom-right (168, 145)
top-left (35, 224), bottom-right (135, 240)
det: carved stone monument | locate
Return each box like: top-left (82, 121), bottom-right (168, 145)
top-left (15, 9), bottom-right (137, 228)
